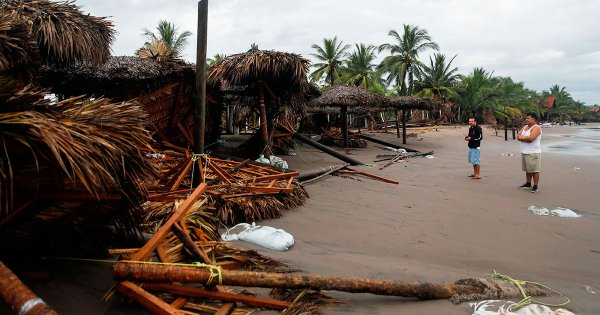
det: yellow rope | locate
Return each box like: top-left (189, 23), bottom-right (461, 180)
top-left (45, 257), bottom-right (222, 286)
top-left (487, 270), bottom-right (570, 311)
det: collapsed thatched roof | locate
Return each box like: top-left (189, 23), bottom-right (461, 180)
top-left (0, 12), bottom-right (40, 80)
top-left (207, 47), bottom-right (311, 97)
top-left (310, 84), bottom-right (388, 108)
top-left (383, 96), bottom-right (439, 111)
top-left (39, 56), bottom-right (196, 99)
top-left (0, 0), bottom-right (115, 66)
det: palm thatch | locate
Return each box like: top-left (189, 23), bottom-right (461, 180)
top-left (1, 0), bottom-right (115, 66)
top-left (0, 96), bottom-right (158, 228)
top-left (0, 12), bottom-right (40, 80)
top-left (310, 84), bottom-right (388, 109)
top-left (0, 76), bottom-right (49, 112)
top-left (39, 56), bottom-right (196, 100)
top-left (207, 47), bottom-right (310, 97)
top-left (382, 96), bottom-right (439, 111)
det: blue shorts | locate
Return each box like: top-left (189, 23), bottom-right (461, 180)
top-left (468, 148), bottom-right (480, 165)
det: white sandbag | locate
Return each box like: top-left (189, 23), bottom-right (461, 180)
top-left (470, 300), bottom-right (576, 315)
top-left (221, 222), bottom-right (294, 251)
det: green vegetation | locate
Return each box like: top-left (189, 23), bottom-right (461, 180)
top-left (136, 20), bottom-right (192, 61)
top-left (308, 26), bottom-right (598, 124)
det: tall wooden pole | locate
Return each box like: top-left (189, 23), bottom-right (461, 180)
top-left (259, 84), bottom-right (270, 158)
top-left (341, 105), bottom-right (348, 147)
top-left (194, 0), bottom-right (208, 155)
top-left (395, 110), bottom-right (400, 138)
top-left (402, 108), bottom-right (407, 144)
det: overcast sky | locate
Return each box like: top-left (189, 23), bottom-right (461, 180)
top-left (76, 0), bottom-right (600, 105)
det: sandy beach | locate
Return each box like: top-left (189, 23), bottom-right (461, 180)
top-left (246, 123), bottom-right (600, 314)
top-left (5, 124), bottom-right (599, 315)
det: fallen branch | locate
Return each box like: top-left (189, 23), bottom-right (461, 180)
top-left (299, 164), bottom-right (349, 185)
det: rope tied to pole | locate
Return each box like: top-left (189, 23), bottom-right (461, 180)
top-left (486, 270), bottom-right (570, 311)
top-left (192, 262), bottom-right (223, 285)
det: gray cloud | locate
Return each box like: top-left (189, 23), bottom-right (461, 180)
top-left (75, 0), bottom-right (600, 104)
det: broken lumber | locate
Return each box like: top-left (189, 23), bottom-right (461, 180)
top-left (143, 283), bottom-right (291, 310)
top-left (116, 281), bottom-right (182, 315)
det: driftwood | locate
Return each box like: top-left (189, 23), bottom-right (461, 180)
top-left (336, 168), bottom-right (399, 184)
top-left (0, 261), bottom-right (58, 315)
top-left (113, 263), bottom-right (550, 303)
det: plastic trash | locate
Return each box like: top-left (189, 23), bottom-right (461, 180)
top-left (528, 206), bottom-right (581, 218)
top-left (221, 222), bottom-right (294, 251)
top-left (385, 146), bottom-right (407, 154)
top-left (425, 155), bottom-right (435, 159)
top-left (255, 154), bottom-right (270, 164)
top-left (269, 155), bottom-right (288, 170)
top-left (470, 300), bottom-right (576, 315)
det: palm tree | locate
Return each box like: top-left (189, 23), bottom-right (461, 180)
top-left (378, 24), bottom-right (439, 95)
top-left (414, 53), bottom-right (459, 101)
top-left (136, 20), bottom-right (192, 61)
top-left (339, 43), bottom-right (380, 90)
top-left (451, 67), bottom-right (499, 122)
top-left (310, 36), bottom-right (350, 86)
top-left (207, 53), bottom-right (226, 66)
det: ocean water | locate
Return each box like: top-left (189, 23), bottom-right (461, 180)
top-left (543, 126), bottom-right (600, 156)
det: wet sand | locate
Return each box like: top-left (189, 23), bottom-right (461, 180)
top-left (5, 124), bottom-right (599, 314)
top-left (249, 123), bottom-right (600, 314)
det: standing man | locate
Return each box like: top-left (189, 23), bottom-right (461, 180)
top-left (517, 112), bottom-right (542, 193)
top-left (465, 117), bottom-right (482, 179)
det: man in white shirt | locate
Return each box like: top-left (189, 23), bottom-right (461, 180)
top-left (517, 113), bottom-right (542, 193)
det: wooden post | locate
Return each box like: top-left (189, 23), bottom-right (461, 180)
top-left (395, 110), bottom-right (400, 138)
top-left (112, 262), bottom-right (482, 299)
top-left (402, 108), bottom-right (407, 144)
top-left (259, 84), bottom-right (270, 158)
top-left (194, 0), bottom-right (208, 155)
top-left (504, 118), bottom-right (508, 141)
top-left (341, 105), bottom-right (349, 147)
top-left (0, 261), bottom-right (58, 315)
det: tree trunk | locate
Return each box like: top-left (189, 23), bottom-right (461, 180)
top-left (341, 105), bottom-right (349, 147)
top-left (112, 262), bottom-right (481, 299)
top-left (0, 261), bottom-right (58, 315)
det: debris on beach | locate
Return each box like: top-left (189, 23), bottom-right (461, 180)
top-left (470, 300), bottom-right (575, 315)
top-left (528, 206), bottom-right (581, 218)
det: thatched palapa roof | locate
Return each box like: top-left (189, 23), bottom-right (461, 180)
top-left (39, 56), bottom-right (196, 100)
top-left (207, 46), bottom-right (310, 99)
top-left (310, 84), bottom-right (387, 109)
top-left (383, 96), bottom-right (439, 111)
top-left (0, 0), bottom-right (114, 67)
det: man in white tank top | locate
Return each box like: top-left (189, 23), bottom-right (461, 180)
top-left (516, 113), bottom-right (542, 193)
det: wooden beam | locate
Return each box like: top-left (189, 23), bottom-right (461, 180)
top-left (143, 283), bottom-right (290, 310)
top-left (116, 281), bottom-right (181, 315)
top-left (170, 297), bottom-right (187, 309)
top-left (338, 169), bottom-right (399, 185)
top-left (215, 303), bottom-right (236, 315)
top-left (171, 224), bottom-right (213, 264)
top-left (130, 183), bottom-right (207, 261)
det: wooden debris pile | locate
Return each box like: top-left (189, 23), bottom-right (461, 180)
top-left (318, 128), bottom-right (367, 148)
top-left (107, 183), bottom-right (330, 315)
top-left (146, 144), bottom-right (308, 224)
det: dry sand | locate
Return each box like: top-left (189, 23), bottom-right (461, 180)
top-left (4, 124), bottom-right (599, 314)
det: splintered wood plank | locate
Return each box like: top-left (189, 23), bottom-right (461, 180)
top-left (170, 297), bottom-right (187, 309)
top-left (284, 176), bottom-right (294, 189)
top-left (171, 159), bottom-right (193, 191)
top-left (341, 168), bottom-right (399, 184)
top-left (208, 161), bottom-right (233, 185)
top-left (246, 172), bottom-right (299, 182)
top-left (130, 183), bottom-right (207, 261)
top-left (234, 186), bottom-right (292, 193)
top-left (116, 281), bottom-right (181, 315)
top-left (143, 283), bottom-right (291, 310)
top-left (215, 303), bottom-right (236, 315)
